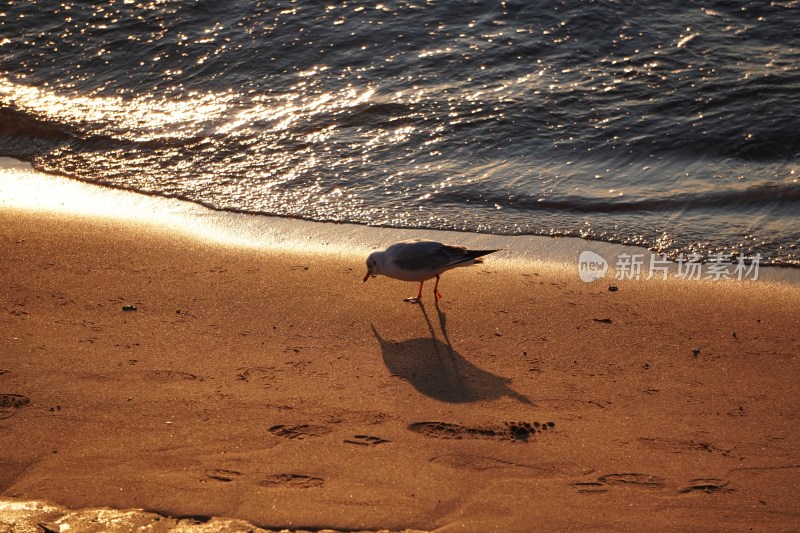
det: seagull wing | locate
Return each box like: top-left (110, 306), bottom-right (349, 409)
top-left (390, 240), bottom-right (493, 272)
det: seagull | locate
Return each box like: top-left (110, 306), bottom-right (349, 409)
top-left (363, 239), bottom-right (499, 301)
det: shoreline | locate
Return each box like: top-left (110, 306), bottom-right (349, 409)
top-left (2, 157), bottom-right (798, 287)
top-left (1, 160), bottom-right (799, 531)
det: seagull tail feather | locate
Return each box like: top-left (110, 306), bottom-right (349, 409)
top-left (464, 249), bottom-right (501, 263)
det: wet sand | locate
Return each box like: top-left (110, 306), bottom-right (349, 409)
top-left (1, 207), bottom-right (799, 532)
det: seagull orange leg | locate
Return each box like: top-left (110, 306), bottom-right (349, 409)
top-left (433, 274), bottom-right (442, 301)
top-left (403, 282), bottom-right (425, 303)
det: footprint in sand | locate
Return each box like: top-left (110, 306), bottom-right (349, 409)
top-left (268, 424), bottom-right (331, 440)
top-left (679, 478), bottom-right (734, 494)
top-left (575, 473), bottom-right (733, 495)
top-left (0, 393), bottom-right (30, 419)
top-left (259, 474), bottom-right (324, 489)
top-left (574, 473), bottom-right (666, 494)
top-left (205, 469), bottom-right (243, 483)
top-left (572, 481), bottom-right (608, 494)
top-left (598, 473), bottom-right (667, 489)
top-left (0, 393), bottom-right (30, 408)
top-left (408, 420), bottom-right (554, 442)
top-left (343, 435), bottom-right (390, 447)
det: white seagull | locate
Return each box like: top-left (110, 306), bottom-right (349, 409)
top-left (363, 239), bottom-right (499, 301)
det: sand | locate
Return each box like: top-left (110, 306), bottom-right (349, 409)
top-left (1, 204), bottom-right (799, 532)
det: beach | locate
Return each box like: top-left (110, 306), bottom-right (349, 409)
top-left (2, 1), bottom-right (799, 529)
top-left (1, 176), bottom-right (799, 531)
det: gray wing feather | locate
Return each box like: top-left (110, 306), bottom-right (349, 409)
top-left (390, 241), bottom-right (496, 271)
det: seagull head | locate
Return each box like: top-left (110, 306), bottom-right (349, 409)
top-left (363, 251), bottom-right (382, 282)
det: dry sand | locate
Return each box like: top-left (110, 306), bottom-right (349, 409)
top-left (1, 206), bottom-right (799, 532)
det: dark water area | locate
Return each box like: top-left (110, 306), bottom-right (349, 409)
top-left (1, 0), bottom-right (798, 265)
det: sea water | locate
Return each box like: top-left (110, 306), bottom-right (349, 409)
top-left (1, 1), bottom-right (798, 265)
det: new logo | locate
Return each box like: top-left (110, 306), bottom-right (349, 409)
top-left (578, 251), bottom-right (608, 282)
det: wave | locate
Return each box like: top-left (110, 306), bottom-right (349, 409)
top-left (0, 106), bottom-right (223, 160)
top-left (0, 107), bottom-right (78, 159)
top-left (432, 183), bottom-right (800, 214)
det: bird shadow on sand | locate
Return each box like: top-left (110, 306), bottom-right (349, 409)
top-left (372, 301), bottom-right (531, 404)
